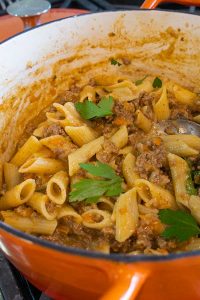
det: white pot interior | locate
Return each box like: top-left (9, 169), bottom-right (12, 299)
top-left (0, 10), bottom-right (199, 161)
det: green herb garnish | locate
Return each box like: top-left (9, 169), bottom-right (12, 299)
top-left (159, 209), bottom-right (200, 242)
top-left (135, 75), bottom-right (148, 86)
top-left (75, 96), bottom-right (114, 120)
top-left (186, 171), bottom-right (197, 195)
top-left (111, 58), bottom-right (122, 66)
top-left (152, 77), bottom-right (162, 88)
top-left (69, 162), bottom-right (123, 203)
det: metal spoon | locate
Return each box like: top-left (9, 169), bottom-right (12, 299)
top-left (159, 119), bottom-right (200, 137)
top-left (7, 0), bottom-right (51, 30)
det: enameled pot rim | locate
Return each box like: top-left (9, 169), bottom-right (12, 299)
top-left (0, 9), bottom-right (200, 263)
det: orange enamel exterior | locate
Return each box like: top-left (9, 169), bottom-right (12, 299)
top-left (1, 225), bottom-right (200, 300)
top-left (141, 0), bottom-right (200, 9)
top-left (0, 4), bottom-right (200, 300)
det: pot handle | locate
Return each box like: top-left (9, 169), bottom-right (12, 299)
top-left (141, 0), bottom-right (200, 9)
top-left (100, 266), bottom-right (149, 300)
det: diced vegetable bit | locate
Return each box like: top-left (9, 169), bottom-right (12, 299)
top-left (152, 77), bottom-right (162, 88)
top-left (110, 58), bottom-right (122, 66)
top-left (135, 75), bottom-right (148, 86)
top-left (159, 209), bottom-right (200, 242)
top-left (75, 96), bottom-right (114, 120)
top-left (69, 162), bottom-right (123, 203)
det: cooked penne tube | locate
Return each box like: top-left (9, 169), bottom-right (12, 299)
top-left (135, 109), bottom-right (152, 133)
top-left (28, 192), bottom-right (57, 220)
top-left (65, 125), bottom-right (99, 146)
top-left (119, 146), bottom-right (133, 155)
top-left (46, 171), bottom-right (68, 205)
top-left (40, 135), bottom-right (77, 157)
top-left (79, 85), bottom-right (96, 102)
top-left (163, 140), bottom-right (198, 157)
top-left (57, 205), bottom-right (82, 223)
top-left (168, 153), bottom-right (190, 208)
top-left (4, 162), bottom-right (21, 190)
top-left (94, 243), bottom-right (110, 254)
top-left (11, 136), bottom-right (42, 166)
top-left (154, 86), bottom-right (170, 121)
top-left (97, 197), bottom-right (114, 212)
top-left (122, 153), bottom-right (139, 187)
top-left (1, 211), bottom-right (57, 235)
top-left (110, 125), bottom-right (128, 149)
top-left (193, 115), bottom-right (200, 123)
top-left (188, 195), bottom-right (200, 225)
top-left (33, 120), bottom-right (52, 138)
top-left (31, 147), bottom-right (53, 158)
top-left (82, 209), bottom-right (112, 229)
top-left (115, 187), bottom-right (138, 242)
top-left (173, 84), bottom-right (197, 105)
top-left (68, 136), bottom-right (104, 176)
top-left (0, 179), bottom-right (36, 210)
top-left (135, 179), bottom-right (177, 209)
top-left (19, 157), bottom-right (65, 174)
top-left (46, 102), bottom-right (83, 127)
top-left (162, 134), bottom-right (200, 151)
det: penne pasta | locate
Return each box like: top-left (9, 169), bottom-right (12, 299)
top-left (40, 135), bottom-right (77, 157)
top-left (65, 125), bottom-right (99, 146)
top-left (163, 140), bottom-right (198, 157)
top-left (135, 109), bottom-right (152, 133)
top-left (115, 187), bottom-right (139, 242)
top-left (173, 84), bottom-right (197, 105)
top-left (19, 157), bottom-right (65, 174)
top-left (33, 120), bottom-right (52, 138)
top-left (97, 197), bottom-right (114, 212)
top-left (162, 134), bottom-right (200, 151)
top-left (1, 211), bottom-right (57, 235)
top-left (122, 153), bottom-right (139, 187)
top-left (68, 136), bottom-right (104, 176)
top-left (46, 102), bottom-right (83, 127)
top-left (31, 146), bottom-right (54, 159)
top-left (135, 178), bottom-right (177, 209)
top-left (4, 162), bottom-right (21, 190)
top-left (57, 205), bottom-right (82, 223)
top-left (28, 192), bottom-right (57, 220)
top-left (0, 179), bottom-right (36, 210)
top-left (110, 125), bottom-right (128, 149)
top-left (154, 86), bottom-right (170, 121)
top-left (168, 153), bottom-right (190, 208)
top-left (46, 171), bottom-right (68, 205)
top-left (11, 136), bottom-right (42, 167)
top-left (82, 209), bottom-right (112, 229)
top-left (79, 85), bottom-right (96, 102)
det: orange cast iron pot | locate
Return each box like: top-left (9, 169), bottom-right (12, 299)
top-left (0, 0), bottom-right (200, 299)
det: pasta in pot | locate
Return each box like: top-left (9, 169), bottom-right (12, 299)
top-left (1, 65), bottom-right (200, 255)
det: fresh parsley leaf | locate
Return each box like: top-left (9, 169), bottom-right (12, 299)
top-left (152, 77), bottom-right (162, 88)
top-left (135, 75), bottom-right (148, 86)
top-left (69, 163), bottom-right (123, 203)
top-left (111, 58), bottom-right (122, 66)
top-left (159, 209), bottom-right (200, 242)
top-left (75, 96), bottom-right (114, 120)
top-left (186, 171), bottom-right (197, 195)
top-left (80, 162), bottom-right (118, 180)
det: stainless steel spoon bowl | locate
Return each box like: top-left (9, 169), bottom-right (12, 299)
top-left (159, 119), bottom-right (200, 137)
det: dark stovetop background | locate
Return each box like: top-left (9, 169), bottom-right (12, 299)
top-left (0, 1), bottom-right (199, 300)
